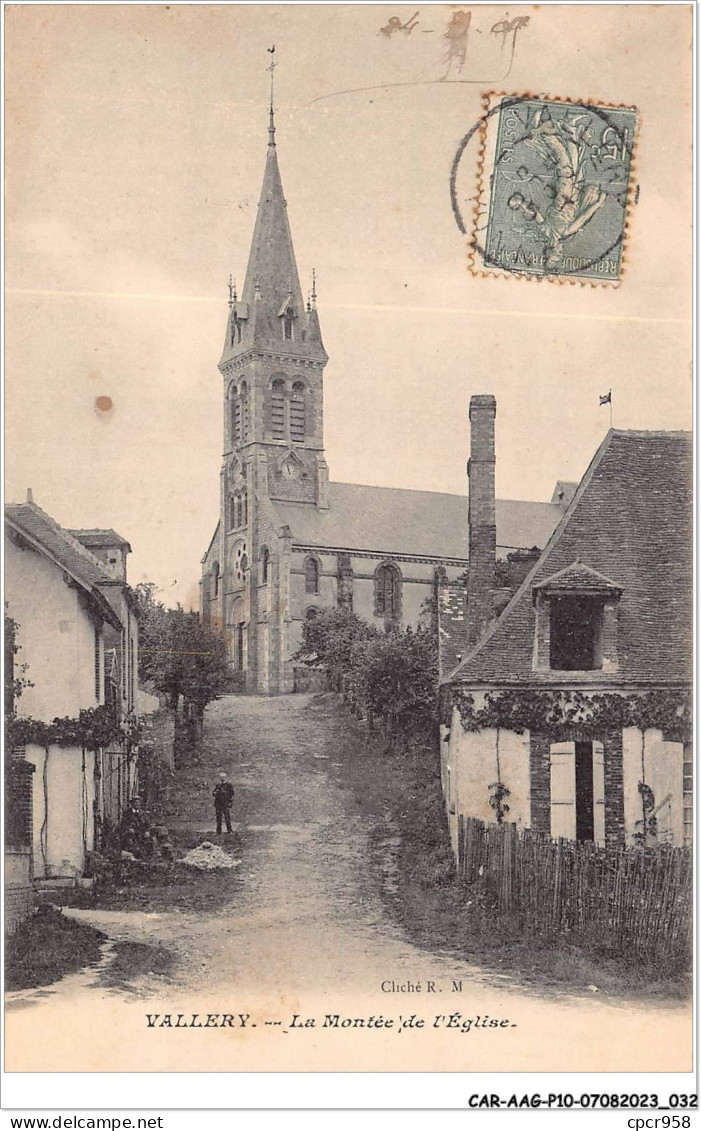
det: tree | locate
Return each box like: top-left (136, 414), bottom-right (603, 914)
top-left (294, 607), bottom-right (376, 691)
top-left (134, 585), bottom-right (232, 723)
top-left (4, 611), bottom-right (33, 724)
top-left (350, 628), bottom-right (438, 738)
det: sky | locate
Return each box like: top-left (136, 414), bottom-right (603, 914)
top-left (5, 4), bottom-right (692, 609)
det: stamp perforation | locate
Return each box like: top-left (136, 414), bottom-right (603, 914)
top-left (467, 91), bottom-right (640, 288)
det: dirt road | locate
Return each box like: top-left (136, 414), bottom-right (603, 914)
top-left (5, 694), bottom-right (692, 1073)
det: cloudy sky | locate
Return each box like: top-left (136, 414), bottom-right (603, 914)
top-left (5, 4), bottom-right (692, 608)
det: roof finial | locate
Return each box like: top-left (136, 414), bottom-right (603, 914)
top-left (267, 45), bottom-right (277, 147)
top-left (311, 267), bottom-right (317, 306)
top-left (26, 487), bottom-right (34, 504)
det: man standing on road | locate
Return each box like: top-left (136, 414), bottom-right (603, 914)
top-left (213, 772), bottom-right (235, 835)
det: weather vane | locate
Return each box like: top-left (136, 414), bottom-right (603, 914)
top-left (267, 45), bottom-right (277, 145)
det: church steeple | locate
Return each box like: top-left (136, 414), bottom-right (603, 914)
top-left (220, 62), bottom-right (326, 364)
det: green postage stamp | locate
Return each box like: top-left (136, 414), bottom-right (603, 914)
top-left (472, 94), bottom-right (638, 284)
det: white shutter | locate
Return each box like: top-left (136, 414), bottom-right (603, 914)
top-left (550, 742), bottom-right (576, 839)
top-left (593, 740), bottom-right (605, 846)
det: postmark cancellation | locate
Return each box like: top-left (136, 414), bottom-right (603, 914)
top-left (471, 94), bottom-right (638, 285)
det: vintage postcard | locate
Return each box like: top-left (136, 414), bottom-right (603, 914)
top-left (3, 0), bottom-right (693, 1106)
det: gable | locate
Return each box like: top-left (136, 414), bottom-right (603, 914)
top-left (448, 431), bottom-right (692, 685)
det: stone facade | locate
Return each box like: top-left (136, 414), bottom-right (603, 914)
top-left (200, 119), bottom-right (567, 694)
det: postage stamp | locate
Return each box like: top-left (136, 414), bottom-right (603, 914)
top-left (471, 94), bottom-right (638, 284)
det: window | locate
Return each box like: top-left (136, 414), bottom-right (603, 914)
top-left (375, 563), bottom-right (402, 619)
top-left (305, 606), bottom-right (320, 621)
top-left (283, 309), bottom-right (295, 340)
top-left (549, 597), bottom-right (603, 671)
top-left (229, 385), bottom-right (241, 446)
top-left (240, 382), bottom-right (249, 442)
top-left (94, 627), bottom-right (101, 701)
top-left (270, 378), bottom-right (286, 440)
top-left (211, 560), bottom-right (220, 598)
top-left (261, 546), bottom-right (270, 584)
top-left (129, 637), bottom-right (135, 712)
top-left (305, 556), bottom-right (320, 595)
top-left (290, 382), bottom-right (306, 444)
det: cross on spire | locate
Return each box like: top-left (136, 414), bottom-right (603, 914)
top-left (267, 45), bottom-right (277, 147)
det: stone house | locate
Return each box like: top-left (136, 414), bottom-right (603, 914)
top-left (200, 113), bottom-right (571, 693)
top-left (441, 424), bottom-right (692, 854)
top-left (5, 497), bottom-right (139, 886)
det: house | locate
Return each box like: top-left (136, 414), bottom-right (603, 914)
top-left (5, 496), bottom-right (140, 885)
top-left (200, 111), bottom-right (570, 692)
top-left (440, 414), bottom-right (692, 854)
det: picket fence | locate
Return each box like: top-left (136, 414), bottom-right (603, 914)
top-left (457, 816), bottom-right (693, 962)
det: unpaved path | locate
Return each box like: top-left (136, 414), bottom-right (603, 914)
top-left (6, 694), bottom-right (692, 1073)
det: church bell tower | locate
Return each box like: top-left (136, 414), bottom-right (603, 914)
top-left (212, 80), bottom-right (329, 692)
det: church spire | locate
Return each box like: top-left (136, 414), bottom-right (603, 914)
top-left (219, 55), bottom-right (326, 364)
top-left (267, 45), bottom-right (276, 147)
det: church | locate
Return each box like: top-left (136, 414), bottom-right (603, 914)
top-left (200, 107), bottom-right (571, 693)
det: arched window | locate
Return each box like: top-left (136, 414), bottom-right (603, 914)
top-left (283, 308), bottom-right (295, 340)
top-left (270, 377), bottom-right (286, 440)
top-left (234, 493), bottom-right (242, 528)
top-left (211, 560), bottom-right (220, 598)
top-left (305, 555), bottom-right (320, 595)
top-left (261, 546), bottom-right (270, 584)
top-left (240, 382), bottom-right (249, 442)
top-left (227, 496), bottom-right (236, 530)
top-left (290, 381), bottom-right (306, 444)
top-left (374, 562), bottom-right (402, 620)
top-left (229, 385), bottom-right (241, 446)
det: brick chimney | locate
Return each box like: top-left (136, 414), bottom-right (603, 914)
top-left (466, 395), bottom-right (497, 648)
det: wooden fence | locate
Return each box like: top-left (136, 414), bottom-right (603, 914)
top-left (458, 816), bottom-right (693, 963)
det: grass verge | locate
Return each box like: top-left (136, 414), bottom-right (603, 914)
top-left (6, 905), bottom-right (105, 991)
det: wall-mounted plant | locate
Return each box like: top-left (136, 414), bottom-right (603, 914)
top-left (488, 781), bottom-right (511, 824)
top-left (633, 781), bottom-right (658, 847)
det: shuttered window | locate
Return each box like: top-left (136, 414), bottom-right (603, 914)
top-left (290, 382), bottom-right (306, 444)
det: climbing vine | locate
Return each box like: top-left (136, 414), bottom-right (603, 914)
top-left (446, 687), bottom-right (691, 742)
top-left (6, 705), bottom-right (134, 754)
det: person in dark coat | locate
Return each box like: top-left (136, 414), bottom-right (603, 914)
top-left (213, 772), bottom-right (235, 834)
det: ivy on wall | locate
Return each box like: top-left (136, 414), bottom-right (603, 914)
top-left (6, 705), bottom-right (136, 754)
top-left (446, 687), bottom-right (691, 742)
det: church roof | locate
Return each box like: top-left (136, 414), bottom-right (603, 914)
top-left (220, 122), bottom-right (326, 364)
top-left (272, 482), bottom-right (563, 562)
top-left (446, 430), bottom-right (692, 686)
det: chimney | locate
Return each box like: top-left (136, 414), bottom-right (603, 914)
top-left (466, 395), bottom-right (497, 648)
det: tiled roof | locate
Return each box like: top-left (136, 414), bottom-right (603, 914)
top-left (272, 482), bottom-right (562, 561)
top-left (447, 431), bottom-right (692, 686)
top-left (532, 561), bottom-right (623, 598)
top-left (5, 502), bottom-right (123, 630)
top-left (68, 528), bottom-right (132, 551)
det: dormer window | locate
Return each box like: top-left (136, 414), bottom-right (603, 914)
top-left (532, 562), bottom-right (622, 674)
top-left (549, 597), bottom-right (603, 670)
top-left (278, 295), bottom-right (296, 341)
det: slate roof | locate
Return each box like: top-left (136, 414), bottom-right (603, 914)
top-left (447, 430), bottom-right (692, 686)
top-left (5, 502), bottom-right (123, 630)
top-left (532, 561), bottom-right (623, 599)
top-left (272, 482), bottom-right (563, 562)
top-left (69, 528), bottom-right (132, 552)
